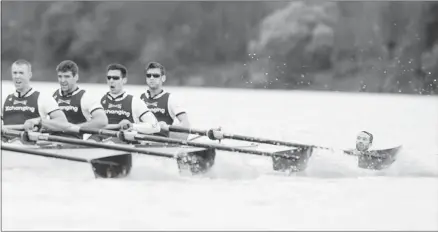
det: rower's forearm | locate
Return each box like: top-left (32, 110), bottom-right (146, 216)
top-left (171, 120), bottom-right (190, 140)
top-left (41, 118), bottom-right (71, 131)
top-left (133, 122), bottom-right (161, 134)
top-left (169, 121), bottom-right (190, 140)
top-left (77, 118), bottom-right (108, 129)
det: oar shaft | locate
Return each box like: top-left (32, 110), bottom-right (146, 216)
top-left (222, 133), bottom-right (303, 147)
top-left (169, 125), bottom-right (317, 148)
top-left (169, 125), bottom-right (207, 136)
top-left (2, 144), bottom-right (89, 164)
top-left (136, 134), bottom-right (283, 158)
top-left (2, 129), bottom-right (174, 159)
top-left (80, 127), bottom-right (295, 159)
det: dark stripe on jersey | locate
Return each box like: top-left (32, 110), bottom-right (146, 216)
top-left (138, 110), bottom-right (150, 120)
top-left (47, 108), bottom-right (60, 116)
top-left (175, 111), bottom-right (186, 117)
top-left (90, 107), bottom-right (103, 115)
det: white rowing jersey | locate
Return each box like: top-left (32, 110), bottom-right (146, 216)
top-left (139, 89), bottom-right (186, 137)
top-left (140, 89), bottom-right (186, 124)
top-left (101, 91), bottom-right (157, 124)
top-left (2, 88), bottom-right (60, 125)
top-left (53, 87), bottom-right (103, 124)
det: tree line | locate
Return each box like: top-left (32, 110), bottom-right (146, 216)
top-left (2, 1), bottom-right (437, 94)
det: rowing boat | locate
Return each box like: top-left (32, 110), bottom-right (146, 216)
top-left (1, 126), bottom-right (404, 179)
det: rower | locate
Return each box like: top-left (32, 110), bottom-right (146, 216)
top-left (52, 60), bottom-right (108, 138)
top-left (347, 130), bottom-right (397, 169)
top-left (140, 62), bottom-right (190, 140)
top-left (348, 131), bottom-right (374, 156)
top-left (139, 62), bottom-right (215, 172)
top-left (89, 63), bottom-right (161, 143)
top-left (2, 59), bottom-right (70, 142)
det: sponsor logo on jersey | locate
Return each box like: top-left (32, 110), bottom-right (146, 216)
top-left (105, 109), bottom-right (131, 118)
top-left (108, 103), bottom-right (122, 109)
top-left (59, 105), bottom-right (79, 112)
top-left (57, 99), bottom-right (71, 104)
top-left (149, 107), bottom-right (166, 114)
top-left (145, 102), bottom-right (158, 107)
top-left (13, 100), bottom-right (27, 105)
top-left (145, 101), bottom-right (165, 113)
top-left (4, 105), bottom-right (36, 113)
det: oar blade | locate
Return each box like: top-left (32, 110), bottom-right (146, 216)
top-left (357, 145), bottom-right (402, 170)
top-left (90, 153), bottom-right (133, 178)
top-left (271, 146), bottom-right (314, 173)
top-left (175, 147), bottom-right (216, 175)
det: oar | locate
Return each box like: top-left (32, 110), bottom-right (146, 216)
top-left (2, 124), bottom-right (26, 131)
top-left (2, 124), bottom-right (123, 132)
top-left (1, 143), bottom-right (119, 166)
top-left (78, 127), bottom-right (301, 159)
top-left (105, 124), bottom-right (203, 142)
top-left (2, 129), bottom-right (175, 159)
top-left (169, 125), bottom-right (329, 149)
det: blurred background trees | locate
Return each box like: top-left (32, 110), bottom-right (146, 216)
top-left (2, 1), bottom-right (437, 94)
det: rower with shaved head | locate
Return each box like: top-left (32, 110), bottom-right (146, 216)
top-left (2, 59), bottom-right (71, 142)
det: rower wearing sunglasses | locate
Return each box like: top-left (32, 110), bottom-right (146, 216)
top-left (89, 63), bottom-right (160, 143)
top-left (140, 62), bottom-right (190, 140)
top-left (52, 60), bottom-right (108, 138)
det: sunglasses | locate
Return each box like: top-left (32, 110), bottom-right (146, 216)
top-left (107, 76), bottom-right (121, 80)
top-left (146, 73), bottom-right (162, 78)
